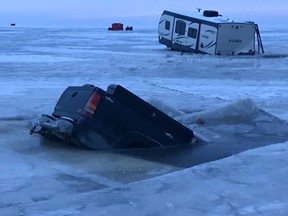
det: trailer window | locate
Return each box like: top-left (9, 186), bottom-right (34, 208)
top-left (165, 21), bottom-right (170, 30)
top-left (175, 20), bottom-right (186, 35)
top-left (188, 27), bottom-right (198, 39)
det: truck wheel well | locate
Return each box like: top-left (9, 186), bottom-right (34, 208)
top-left (125, 141), bottom-right (149, 149)
top-left (117, 132), bottom-right (161, 149)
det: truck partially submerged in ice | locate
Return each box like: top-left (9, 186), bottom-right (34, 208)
top-left (158, 10), bottom-right (264, 55)
top-left (30, 84), bottom-right (195, 150)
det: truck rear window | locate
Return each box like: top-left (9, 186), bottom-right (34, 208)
top-left (52, 86), bottom-right (95, 119)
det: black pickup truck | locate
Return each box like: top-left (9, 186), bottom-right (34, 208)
top-left (30, 84), bottom-right (195, 150)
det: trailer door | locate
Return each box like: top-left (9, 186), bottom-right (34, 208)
top-left (171, 19), bottom-right (199, 52)
top-left (187, 22), bottom-right (199, 51)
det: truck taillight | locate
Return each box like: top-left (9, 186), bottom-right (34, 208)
top-left (82, 93), bottom-right (101, 118)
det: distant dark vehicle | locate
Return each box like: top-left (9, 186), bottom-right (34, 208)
top-left (108, 23), bottom-right (124, 31)
top-left (125, 26), bottom-right (133, 31)
top-left (30, 84), bottom-right (195, 150)
top-left (10, 23), bottom-right (16, 26)
top-left (108, 23), bottom-right (133, 31)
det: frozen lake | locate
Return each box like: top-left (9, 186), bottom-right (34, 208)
top-left (0, 26), bottom-right (288, 215)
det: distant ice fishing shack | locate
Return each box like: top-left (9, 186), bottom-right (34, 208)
top-left (158, 10), bottom-right (264, 55)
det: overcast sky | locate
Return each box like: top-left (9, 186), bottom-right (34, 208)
top-left (1, 0), bottom-right (287, 27)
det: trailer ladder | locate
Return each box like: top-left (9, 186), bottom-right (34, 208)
top-left (255, 24), bottom-right (264, 54)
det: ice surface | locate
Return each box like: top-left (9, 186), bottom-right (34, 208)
top-left (0, 26), bottom-right (288, 215)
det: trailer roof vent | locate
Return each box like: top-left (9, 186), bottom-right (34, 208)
top-left (203, 10), bottom-right (219, 17)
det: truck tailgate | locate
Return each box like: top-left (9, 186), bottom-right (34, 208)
top-left (52, 86), bottom-right (96, 120)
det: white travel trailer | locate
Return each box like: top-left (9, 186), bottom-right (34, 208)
top-left (158, 10), bottom-right (264, 55)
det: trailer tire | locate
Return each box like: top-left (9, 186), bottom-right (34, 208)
top-left (203, 10), bottom-right (219, 17)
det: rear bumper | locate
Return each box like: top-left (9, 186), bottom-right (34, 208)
top-left (30, 114), bottom-right (74, 137)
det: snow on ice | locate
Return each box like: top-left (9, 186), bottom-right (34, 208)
top-left (0, 26), bottom-right (288, 215)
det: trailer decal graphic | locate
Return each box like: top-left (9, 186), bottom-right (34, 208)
top-left (206, 30), bottom-right (216, 34)
top-left (173, 36), bottom-right (192, 45)
top-left (159, 32), bottom-right (172, 37)
top-left (201, 41), bottom-right (216, 49)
